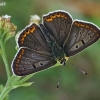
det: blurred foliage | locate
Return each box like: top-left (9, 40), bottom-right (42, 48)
top-left (0, 0), bottom-right (100, 100)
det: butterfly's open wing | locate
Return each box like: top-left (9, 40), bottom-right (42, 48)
top-left (64, 20), bottom-right (100, 56)
top-left (12, 23), bottom-right (57, 76)
top-left (12, 47), bottom-right (57, 76)
top-left (43, 10), bottom-right (72, 47)
top-left (17, 23), bottom-right (50, 54)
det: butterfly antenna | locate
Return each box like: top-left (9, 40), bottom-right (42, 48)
top-left (57, 65), bottom-right (63, 89)
top-left (72, 64), bottom-right (88, 75)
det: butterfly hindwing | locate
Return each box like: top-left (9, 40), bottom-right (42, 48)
top-left (12, 47), bottom-right (57, 76)
top-left (43, 10), bottom-right (73, 47)
top-left (64, 20), bottom-right (100, 56)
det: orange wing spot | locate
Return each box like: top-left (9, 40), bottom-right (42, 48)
top-left (94, 29), bottom-right (97, 33)
top-left (91, 27), bottom-right (93, 30)
top-left (20, 26), bottom-right (35, 44)
top-left (17, 72), bottom-right (20, 74)
top-left (23, 33), bottom-right (27, 38)
top-left (18, 54), bottom-right (22, 58)
top-left (43, 17), bottom-right (47, 21)
top-left (56, 13), bottom-right (61, 17)
top-left (28, 29), bottom-right (31, 33)
top-left (52, 14), bottom-right (56, 19)
top-left (20, 35), bottom-right (25, 44)
top-left (61, 14), bottom-right (67, 19)
top-left (26, 31), bottom-right (30, 34)
top-left (80, 24), bottom-right (85, 27)
top-left (30, 26), bottom-right (35, 33)
top-left (20, 49), bottom-right (25, 54)
top-left (86, 25), bottom-right (89, 29)
top-left (21, 41), bottom-right (23, 44)
top-left (74, 22), bottom-right (79, 27)
top-left (46, 17), bottom-right (53, 22)
top-left (21, 35), bottom-right (24, 38)
top-left (15, 64), bottom-right (18, 67)
top-left (16, 59), bottom-right (20, 63)
top-left (15, 68), bottom-right (19, 70)
top-left (21, 37), bottom-right (24, 41)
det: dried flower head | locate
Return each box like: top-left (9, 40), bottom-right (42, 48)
top-left (0, 14), bottom-right (17, 43)
top-left (30, 14), bottom-right (40, 25)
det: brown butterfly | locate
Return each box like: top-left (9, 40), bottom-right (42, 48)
top-left (11, 10), bottom-right (100, 76)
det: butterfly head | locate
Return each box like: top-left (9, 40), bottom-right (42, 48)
top-left (59, 57), bottom-right (69, 65)
top-left (60, 58), bottom-right (66, 65)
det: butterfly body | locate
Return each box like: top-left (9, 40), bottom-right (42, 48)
top-left (40, 23), bottom-right (66, 64)
top-left (12, 10), bottom-right (100, 76)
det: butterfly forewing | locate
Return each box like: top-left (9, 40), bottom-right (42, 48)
top-left (43, 10), bottom-right (72, 47)
top-left (64, 20), bottom-right (100, 56)
top-left (18, 24), bottom-right (51, 54)
top-left (12, 47), bottom-right (57, 76)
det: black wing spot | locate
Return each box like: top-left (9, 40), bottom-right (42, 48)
top-left (79, 31), bottom-right (82, 34)
top-left (81, 40), bottom-right (85, 45)
top-left (25, 43), bottom-right (27, 45)
top-left (24, 67), bottom-right (26, 70)
top-left (90, 36), bottom-right (92, 38)
top-left (74, 34), bottom-right (76, 37)
top-left (32, 64), bottom-right (36, 69)
top-left (82, 34), bottom-right (85, 37)
top-left (23, 66), bottom-right (26, 70)
top-left (76, 45), bottom-right (79, 48)
top-left (31, 54), bottom-right (35, 58)
top-left (26, 58), bottom-right (30, 61)
top-left (88, 33), bottom-right (90, 35)
top-left (25, 40), bottom-right (28, 42)
top-left (39, 63), bottom-right (44, 66)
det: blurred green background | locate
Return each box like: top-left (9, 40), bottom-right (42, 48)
top-left (0, 0), bottom-right (100, 100)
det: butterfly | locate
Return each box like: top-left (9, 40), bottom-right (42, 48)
top-left (11, 10), bottom-right (100, 76)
